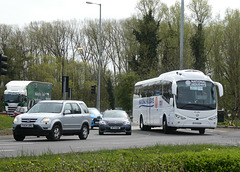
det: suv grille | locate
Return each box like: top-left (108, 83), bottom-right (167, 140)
top-left (21, 118), bottom-right (38, 123)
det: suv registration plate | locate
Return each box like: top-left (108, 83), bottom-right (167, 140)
top-left (21, 124), bottom-right (33, 128)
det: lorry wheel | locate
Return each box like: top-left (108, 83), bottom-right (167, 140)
top-left (47, 125), bottom-right (61, 141)
top-left (13, 133), bottom-right (25, 141)
top-left (79, 124), bottom-right (89, 140)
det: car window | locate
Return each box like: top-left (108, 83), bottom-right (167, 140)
top-left (64, 103), bottom-right (72, 114)
top-left (20, 108), bottom-right (24, 113)
top-left (71, 103), bottom-right (81, 114)
top-left (79, 103), bottom-right (89, 113)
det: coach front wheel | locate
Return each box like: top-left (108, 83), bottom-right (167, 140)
top-left (163, 117), bottom-right (170, 134)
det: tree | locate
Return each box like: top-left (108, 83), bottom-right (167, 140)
top-left (188, 0), bottom-right (212, 72)
top-left (130, 9), bottom-right (161, 79)
top-left (116, 72), bottom-right (140, 113)
top-left (105, 76), bottom-right (115, 109)
top-left (221, 9), bottom-right (240, 120)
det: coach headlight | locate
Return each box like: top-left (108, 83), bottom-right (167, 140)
top-left (208, 116), bottom-right (217, 120)
top-left (175, 114), bottom-right (186, 120)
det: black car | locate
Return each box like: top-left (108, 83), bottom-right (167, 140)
top-left (99, 110), bottom-right (132, 135)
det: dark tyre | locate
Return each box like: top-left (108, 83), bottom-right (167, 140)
top-left (140, 116), bottom-right (151, 131)
top-left (126, 131), bottom-right (131, 135)
top-left (13, 133), bottom-right (25, 141)
top-left (79, 124), bottom-right (89, 140)
top-left (163, 117), bottom-right (170, 134)
top-left (47, 125), bottom-right (61, 141)
top-left (199, 128), bottom-right (205, 135)
top-left (99, 129), bottom-right (104, 135)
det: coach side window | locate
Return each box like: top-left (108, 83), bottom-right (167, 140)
top-left (163, 81), bottom-right (173, 103)
top-left (153, 82), bottom-right (162, 96)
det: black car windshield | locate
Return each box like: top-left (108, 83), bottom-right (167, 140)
top-left (103, 111), bottom-right (128, 118)
top-left (28, 102), bottom-right (63, 113)
top-left (176, 80), bottom-right (217, 110)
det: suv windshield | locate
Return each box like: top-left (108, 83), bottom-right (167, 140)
top-left (28, 102), bottom-right (63, 113)
top-left (176, 80), bottom-right (217, 110)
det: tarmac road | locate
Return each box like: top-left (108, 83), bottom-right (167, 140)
top-left (1, 125), bottom-right (240, 158)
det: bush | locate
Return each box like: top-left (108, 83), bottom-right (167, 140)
top-left (1, 145), bottom-right (240, 171)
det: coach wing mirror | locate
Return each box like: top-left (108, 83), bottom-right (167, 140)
top-left (214, 82), bottom-right (223, 97)
top-left (172, 82), bottom-right (177, 95)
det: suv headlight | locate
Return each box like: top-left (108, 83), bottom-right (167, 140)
top-left (41, 118), bottom-right (51, 123)
top-left (13, 117), bottom-right (18, 123)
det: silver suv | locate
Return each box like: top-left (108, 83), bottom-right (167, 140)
top-left (13, 100), bottom-right (91, 141)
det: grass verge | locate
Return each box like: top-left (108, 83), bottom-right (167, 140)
top-left (0, 144), bottom-right (240, 171)
top-left (0, 115), bottom-right (13, 135)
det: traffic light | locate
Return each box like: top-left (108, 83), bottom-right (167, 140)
top-left (0, 54), bottom-right (8, 75)
top-left (91, 85), bottom-right (96, 94)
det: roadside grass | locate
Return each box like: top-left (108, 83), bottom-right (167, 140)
top-left (0, 115), bottom-right (13, 130)
top-left (0, 144), bottom-right (240, 171)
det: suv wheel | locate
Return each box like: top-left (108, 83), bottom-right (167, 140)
top-left (47, 125), bottom-right (61, 141)
top-left (13, 133), bottom-right (25, 141)
top-left (79, 124), bottom-right (89, 140)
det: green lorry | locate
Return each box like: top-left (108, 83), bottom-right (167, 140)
top-left (3, 81), bottom-right (52, 116)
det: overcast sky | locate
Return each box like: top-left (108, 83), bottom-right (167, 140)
top-left (1, 0), bottom-right (239, 27)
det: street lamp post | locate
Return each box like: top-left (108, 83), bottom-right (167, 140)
top-left (180, 0), bottom-right (184, 70)
top-left (86, 1), bottom-right (101, 111)
top-left (61, 49), bottom-right (67, 100)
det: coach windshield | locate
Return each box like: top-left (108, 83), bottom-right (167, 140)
top-left (176, 80), bottom-right (217, 110)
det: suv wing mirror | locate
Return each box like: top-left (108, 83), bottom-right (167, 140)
top-left (64, 109), bottom-right (71, 115)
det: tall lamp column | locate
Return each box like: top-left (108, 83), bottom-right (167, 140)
top-left (86, 1), bottom-right (101, 111)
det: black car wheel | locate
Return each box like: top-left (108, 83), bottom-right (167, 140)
top-left (47, 125), bottom-right (61, 141)
top-left (126, 131), bottom-right (131, 135)
top-left (99, 129), bottom-right (104, 135)
top-left (79, 124), bottom-right (89, 140)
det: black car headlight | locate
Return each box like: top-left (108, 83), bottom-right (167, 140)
top-left (124, 120), bottom-right (131, 125)
top-left (99, 120), bottom-right (107, 125)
